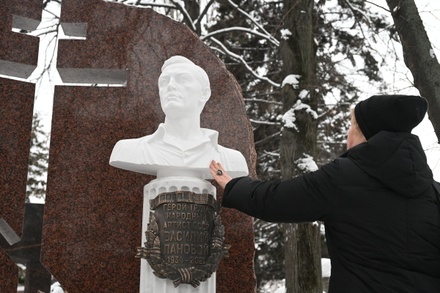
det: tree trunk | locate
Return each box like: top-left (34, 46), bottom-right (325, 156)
top-left (183, 0), bottom-right (201, 34)
top-left (280, 0), bottom-right (322, 292)
top-left (386, 0), bottom-right (440, 141)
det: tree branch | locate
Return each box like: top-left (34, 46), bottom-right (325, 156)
top-left (226, 0), bottom-right (279, 46)
top-left (195, 0), bottom-right (215, 27)
top-left (209, 37), bottom-right (281, 87)
top-left (169, 0), bottom-right (197, 32)
top-left (201, 27), bottom-right (280, 47)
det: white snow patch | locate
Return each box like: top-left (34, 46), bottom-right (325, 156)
top-left (29, 195), bottom-right (45, 204)
top-left (296, 154), bottom-right (318, 172)
top-left (280, 28), bottom-right (292, 40)
top-left (430, 48), bottom-right (436, 58)
top-left (322, 258), bottom-right (331, 278)
top-left (282, 107), bottom-right (297, 130)
top-left (260, 279), bottom-right (285, 293)
top-left (299, 89), bottom-right (309, 99)
top-left (281, 74), bottom-right (301, 89)
top-left (256, 65), bottom-right (268, 76)
top-left (294, 100), bottom-right (319, 120)
top-left (282, 100), bottom-right (318, 129)
top-left (50, 282), bottom-right (64, 293)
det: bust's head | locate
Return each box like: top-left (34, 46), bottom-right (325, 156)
top-left (158, 56), bottom-right (211, 117)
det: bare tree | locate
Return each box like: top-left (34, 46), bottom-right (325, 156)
top-left (386, 0), bottom-right (440, 141)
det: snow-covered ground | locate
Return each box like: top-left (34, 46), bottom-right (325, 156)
top-left (259, 258), bottom-right (331, 293)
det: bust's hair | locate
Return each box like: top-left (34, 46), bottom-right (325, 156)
top-left (161, 55), bottom-right (210, 90)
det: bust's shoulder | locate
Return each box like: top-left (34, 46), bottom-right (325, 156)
top-left (110, 135), bottom-right (154, 162)
top-left (218, 145), bottom-right (245, 159)
top-left (217, 145), bottom-right (248, 176)
top-left (109, 134), bottom-right (158, 174)
top-left (113, 135), bottom-right (152, 148)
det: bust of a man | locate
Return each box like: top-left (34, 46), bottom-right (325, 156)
top-left (109, 55), bottom-right (248, 179)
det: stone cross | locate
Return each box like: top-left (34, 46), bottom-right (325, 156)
top-left (0, 1), bottom-right (126, 291)
top-left (0, 0), bottom-right (126, 132)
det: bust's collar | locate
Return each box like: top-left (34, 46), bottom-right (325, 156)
top-left (149, 123), bottom-right (219, 151)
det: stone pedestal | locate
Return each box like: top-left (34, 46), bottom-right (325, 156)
top-left (140, 177), bottom-right (216, 293)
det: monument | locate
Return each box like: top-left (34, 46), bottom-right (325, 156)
top-left (0, 0), bottom-right (257, 292)
top-left (110, 55), bottom-right (248, 291)
top-left (110, 55), bottom-right (248, 178)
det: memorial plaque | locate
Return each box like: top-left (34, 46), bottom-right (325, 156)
top-left (137, 191), bottom-right (229, 288)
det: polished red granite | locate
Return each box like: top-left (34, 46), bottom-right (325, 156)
top-left (0, 2), bottom-right (41, 291)
top-left (0, 1), bottom-right (41, 64)
top-left (0, 253), bottom-right (18, 293)
top-left (41, 0), bottom-right (257, 292)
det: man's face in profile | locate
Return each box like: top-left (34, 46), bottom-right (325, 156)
top-left (158, 64), bottom-right (204, 117)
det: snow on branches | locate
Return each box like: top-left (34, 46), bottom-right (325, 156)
top-left (295, 153), bottom-right (318, 173)
top-left (282, 91), bottom-right (318, 131)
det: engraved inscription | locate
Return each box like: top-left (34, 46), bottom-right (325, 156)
top-left (157, 202), bottom-right (214, 267)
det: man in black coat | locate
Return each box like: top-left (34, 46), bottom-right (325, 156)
top-left (210, 95), bottom-right (440, 292)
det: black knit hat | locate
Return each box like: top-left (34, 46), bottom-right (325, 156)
top-left (354, 95), bottom-right (428, 140)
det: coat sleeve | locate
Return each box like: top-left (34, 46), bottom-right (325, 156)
top-left (222, 160), bottom-right (340, 223)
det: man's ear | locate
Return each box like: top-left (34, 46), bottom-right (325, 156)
top-left (200, 87), bottom-right (211, 103)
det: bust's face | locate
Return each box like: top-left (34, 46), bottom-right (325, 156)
top-left (158, 64), bottom-right (204, 117)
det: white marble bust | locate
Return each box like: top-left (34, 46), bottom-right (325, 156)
top-left (109, 55), bottom-right (248, 179)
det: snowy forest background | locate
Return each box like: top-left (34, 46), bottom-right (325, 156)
top-left (22, 0), bottom-right (440, 292)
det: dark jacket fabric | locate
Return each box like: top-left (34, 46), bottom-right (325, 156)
top-left (223, 131), bottom-right (440, 292)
